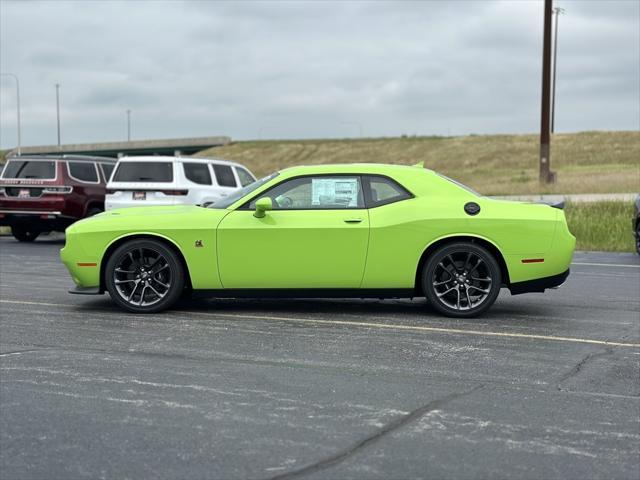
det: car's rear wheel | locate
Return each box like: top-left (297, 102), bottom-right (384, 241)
top-left (422, 242), bottom-right (501, 318)
top-left (105, 239), bottom-right (184, 313)
top-left (11, 225), bottom-right (40, 242)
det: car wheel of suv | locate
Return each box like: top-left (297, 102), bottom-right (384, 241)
top-left (105, 239), bottom-right (185, 313)
top-left (422, 242), bottom-right (502, 318)
top-left (11, 225), bottom-right (40, 242)
top-left (87, 207), bottom-right (103, 217)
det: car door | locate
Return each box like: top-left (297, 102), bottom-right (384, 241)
top-left (217, 175), bottom-right (369, 289)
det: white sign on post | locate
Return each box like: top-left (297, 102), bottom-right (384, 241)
top-left (311, 178), bottom-right (359, 207)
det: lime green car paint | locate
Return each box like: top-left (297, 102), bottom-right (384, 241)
top-left (60, 164), bottom-right (575, 295)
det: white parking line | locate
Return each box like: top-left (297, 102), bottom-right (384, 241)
top-left (1, 299), bottom-right (639, 349)
top-left (572, 262), bottom-right (640, 269)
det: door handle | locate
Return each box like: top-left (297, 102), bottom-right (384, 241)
top-left (343, 218), bottom-right (363, 223)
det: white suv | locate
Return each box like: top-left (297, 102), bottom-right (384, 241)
top-left (105, 156), bottom-right (256, 210)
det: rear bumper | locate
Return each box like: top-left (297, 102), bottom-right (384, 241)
top-left (508, 269), bottom-right (570, 295)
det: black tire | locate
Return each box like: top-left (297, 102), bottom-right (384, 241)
top-left (422, 242), bottom-right (502, 318)
top-left (11, 225), bottom-right (40, 242)
top-left (105, 239), bottom-right (185, 313)
top-left (86, 207), bottom-right (103, 217)
top-left (636, 223), bottom-right (640, 255)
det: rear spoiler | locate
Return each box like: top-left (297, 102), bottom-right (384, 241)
top-left (536, 200), bottom-right (565, 210)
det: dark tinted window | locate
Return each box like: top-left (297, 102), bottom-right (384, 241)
top-left (247, 176), bottom-right (364, 210)
top-left (112, 162), bottom-right (173, 182)
top-left (365, 176), bottom-right (412, 207)
top-left (3, 160), bottom-right (56, 179)
top-left (213, 165), bottom-right (237, 187)
top-left (236, 167), bottom-right (255, 187)
top-left (100, 163), bottom-right (115, 181)
top-left (184, 163), bottom-right (212, 185)
top-left (68, 162), bottom-right (98, 182)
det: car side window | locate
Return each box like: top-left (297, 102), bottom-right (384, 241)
top-left (212, 165), bottom-right (237, 188)
top-left (183, 163), bottom-right (212, 185)
top-left (68, 162), bottom-right (99, 183)
top-left (247, 176), bottom-right (364, 210)
top-left (100, 163), bottom-right (115, 181)
top-left (364, 175), bottom-right (412, 207)
top-left (236, 167), bottom-right (255, 187)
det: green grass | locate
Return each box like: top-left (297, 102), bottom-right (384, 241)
top-left (198, 130), bottom-right (640, 195)
top-left (565, 201), bottom-right (635, 252)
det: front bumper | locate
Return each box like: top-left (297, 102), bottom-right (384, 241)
top-left (508, 269), bottom-right (570, 295)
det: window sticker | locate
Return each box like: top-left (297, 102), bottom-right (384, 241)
top-left (312, 178), bottom-right (359, 207)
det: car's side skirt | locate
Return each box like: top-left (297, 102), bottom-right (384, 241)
top-left (192, 288), bottom-right (418, 300)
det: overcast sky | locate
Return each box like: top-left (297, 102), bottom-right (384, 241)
top-left (0, 0), bottom-right (638, 148)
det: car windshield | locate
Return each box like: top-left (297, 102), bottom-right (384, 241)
top-left (437, 173), bottom-right (481, 196)
top-left (208, 172), bottom-right (279, 209)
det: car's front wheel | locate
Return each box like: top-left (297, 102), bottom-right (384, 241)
top-left (422, 242), bottom-right (502, 318)
top-left (11, 225), bottom-right (40, 242)
top-left (105, 239), bottom-right (185, 313)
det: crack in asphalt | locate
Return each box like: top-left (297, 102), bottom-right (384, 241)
top-left (0, 349), bottom-right (43, 357)
top-left (557, 348), bottom-right (613, 385)
top-left (264, 384), bottom-right (485, 480)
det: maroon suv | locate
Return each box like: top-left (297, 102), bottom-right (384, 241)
top-left (0, 155), bottom-right (116, 242)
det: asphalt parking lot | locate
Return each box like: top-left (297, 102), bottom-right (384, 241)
top-left (1, 234), bottom-right (639, 480)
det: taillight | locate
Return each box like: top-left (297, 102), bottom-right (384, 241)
top-left (43, 186), bottom-right (73, 194)
top-left (160, 190), bottom-right (189, 196)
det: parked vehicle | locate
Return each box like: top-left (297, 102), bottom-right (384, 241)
top-left (61, 163), bottom-right (576, 317)
top-left (0, 155), bottom-right (116, 242)
top-left (105, 156), bottom-right (256, 210)
top-left (633, 194), bottom-right (640, 255)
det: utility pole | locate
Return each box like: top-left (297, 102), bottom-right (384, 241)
top-left (126, 109), bottom-right (131, 141)
top-left (539, 0), bottom-right (555, 183)
top-left (55, 83), bottom-right (61, 146)
top-left (1, 72), bottom-right (21, 155)
top-left (551, 7), bottom-right (565, 134)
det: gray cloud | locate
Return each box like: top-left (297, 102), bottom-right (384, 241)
top-left (0, 0), bottom-right (638, 148)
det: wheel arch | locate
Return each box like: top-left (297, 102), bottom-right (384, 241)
top-left (99, 233), bottom-right (192, 293)
top-left (413, 234), bottom-right (511, 295)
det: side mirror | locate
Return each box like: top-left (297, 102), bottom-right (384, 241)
top-left (253, 197), bottom-right (272, 218)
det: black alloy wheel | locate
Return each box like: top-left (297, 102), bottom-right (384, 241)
top-left (105, 239), bottom-right (184, 313)
top-left (423, 242), bottom-right (502, 318)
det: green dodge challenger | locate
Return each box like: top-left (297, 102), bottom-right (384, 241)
top-left (61, 164), bottom-right (575, 317)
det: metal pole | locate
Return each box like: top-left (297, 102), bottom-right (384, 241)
top-left (0, 73), bottom-right (21, 155)
top-left (128, 110), bottom-right (131, 141)
top-left (55, 83), bottom-right (61, 146)
top-left (539, 0), bottom-right (554, 183)
top-left (551, 7), bottom-right (564, 134)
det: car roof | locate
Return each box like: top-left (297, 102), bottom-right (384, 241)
top-left (6, 154), bottom-right (116, 163)
top-left (278, 163), bottom-right (434, 176)
top-left (117, 155), bottom-right (244, 167)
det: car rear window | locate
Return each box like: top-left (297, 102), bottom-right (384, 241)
top-left (212, 165), bottom-right (237, 187)
top-left (112, 162), bottom-right (173, 182)
top-left (68, 162), bottom-right (98, 183)
top-left (236, 167), bottom-right (255, 187)
top-left (2, 160), bottom-right (56, 179)
top-left (183, 163), bottom-right (212, 185)
top-left (100, 163), bottom-right (115, 181)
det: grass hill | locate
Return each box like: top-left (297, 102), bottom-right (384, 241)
top-left (197, 130), bottom-right (639, 195)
